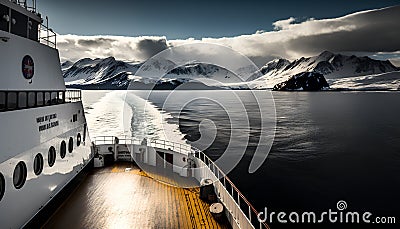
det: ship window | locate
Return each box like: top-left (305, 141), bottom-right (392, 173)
top-left (28, 92), bottom-right (36, 107)
top-left (60, 141), bottom-right (66, 159)
top-left (51, 92), bottom-right (57, 104)
top-left (45, 92), bottom-right (51, 105)
top-left (7, 92), bottom-right (17, 110)
top-left (48, 146), bottom-right (56, 167)
top-left (28, 18), bottom-right (39, 41)
top-left (37, 92), bottom-right (44, 106)
top-left (0, 5), bottom-right (9, 32)
top-left (77, 133), bottom-right (81, 147)
top-left (33, 153), bottom-right (44, 175)
top-left (58, 91), bottom-right (65, 103)
top-left (0, 173), bottom-right (4, 201)
top-left (13, 161), bottom-right (27, 189)
top-left (18, 92), bottom-right (27, 108)
top-left (0, 92), bottom-right (5, 111)
top-left (68, 137), bottom-right (73, 153)
top-left (11, 10), bottom-right (28, 38)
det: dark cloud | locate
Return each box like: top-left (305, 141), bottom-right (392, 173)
top-left (286, 6), bottom-right (400, 56)
top-left (136, 38), bottom-right (169, 59)
top-left (77, 38), bottom-right (114, 47)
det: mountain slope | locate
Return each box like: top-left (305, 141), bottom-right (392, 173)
top-left (63, 57), bottom-right (244, 89)
top-left (63, 57), bottom-right (140, 88)
top-left (251, 51), bottom-right (399, 89)
top-left (329, 71), bottom-right (400, 90)
top-left (63, 52), bottom-right (400, 90)
top-left (260, 51), bottom-right (398, 80)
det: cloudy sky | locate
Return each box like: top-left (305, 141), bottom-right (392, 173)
top-left (37, 0), bottom-right (400, 66)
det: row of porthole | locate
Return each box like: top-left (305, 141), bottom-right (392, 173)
top-left (0, 133), bottom-right (82, 202)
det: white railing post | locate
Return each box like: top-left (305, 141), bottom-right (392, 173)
top-left (237, 194), bottom-right (240, 209)
top-left (249, 205), bottom-right (252, 222)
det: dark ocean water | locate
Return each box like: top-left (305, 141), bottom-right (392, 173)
top-left (131, 90), bottom-right (400, 229)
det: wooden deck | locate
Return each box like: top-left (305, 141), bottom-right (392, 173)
top-left (43, 163), bottom-right (230, 229)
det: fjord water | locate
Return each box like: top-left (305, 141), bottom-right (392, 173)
top-left (82, 90), bottom-right (400, 228)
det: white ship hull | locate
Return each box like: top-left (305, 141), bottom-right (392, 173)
top-left (0, 102), bottom-right (93, 228)
top-left (0, 1), bottom-right (94, 226)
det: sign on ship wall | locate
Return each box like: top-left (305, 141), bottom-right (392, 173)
top-left (36, 113), bottom-right (59, 132)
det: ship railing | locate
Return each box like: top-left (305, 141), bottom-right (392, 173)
top-left (191, 148), bottom-right (270, 229)
top-left (10, 0), bottom-right (56, 48)
top-left (94, 136), bottom-right (141, 145)
top-left (93, 136), bottom-right (192, 155)
top-left (39, 16), bottom-right (57, 49)
top-left (92, 136), bottom-right (270, 229)
top-left (12, 0), bottom-right (37, 13)
top-left (65, 89), bottom-right (82, 102)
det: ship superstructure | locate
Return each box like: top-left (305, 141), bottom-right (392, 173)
top-left (0, 0), bottom-right (92, 227)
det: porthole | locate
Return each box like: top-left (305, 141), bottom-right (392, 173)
top-left (0, 173), bottom-right (5, 201)
top-left (33, 153), bottom-right (44, 175)
top-left (60, 141), bottom-right (66, 159)
top-left (48, 146), bottom-right (56, 167)
top-left (68, 137), bottom-right (73, 153)
top-left (13, 161), bottom-right (27, 189)
top-left (77, 133), bottom-right (81, 147)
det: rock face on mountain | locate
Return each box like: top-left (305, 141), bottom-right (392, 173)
top-left (272, 72), bottom-right (329, 91)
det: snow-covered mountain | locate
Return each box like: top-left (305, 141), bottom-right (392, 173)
top-left (63, 57), bottom-right (244, 89)
top-left (63, 52), bottom-right (400, 90)
top-left (63, 57), bottom-right (140, 88)
top-left (250, 51), bottom-right (399, 89)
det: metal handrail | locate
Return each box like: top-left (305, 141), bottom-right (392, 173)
top-left (9, 0), bottom-right (56, 48)
top-left (39, 16), bottom-right (57, 48)
top-left (65, 89), bottom-right (81, 102)
top-left (92, 136), bottom-right (269, 229)
top-left (191, 147), bottom-right (269, 229)
top-left (12, 0), bottom-right (37, 13)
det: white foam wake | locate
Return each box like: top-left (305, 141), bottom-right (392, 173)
top-left (82, 90), bottom-right (187, 146)
top-left (82, 90), bottom-right (132, 138)
top-left (124, 91), bottom-right (187, 145)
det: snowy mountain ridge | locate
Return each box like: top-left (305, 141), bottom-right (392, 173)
top-left (260, 51), bottom-right (398, 80)
top-left (62, 51), bottom-right (400, 90)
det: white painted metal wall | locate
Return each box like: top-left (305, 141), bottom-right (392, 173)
top-left (0, 102), bottom-right (93, 228)
top-left (0, 30), bottom-right (65, 91)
